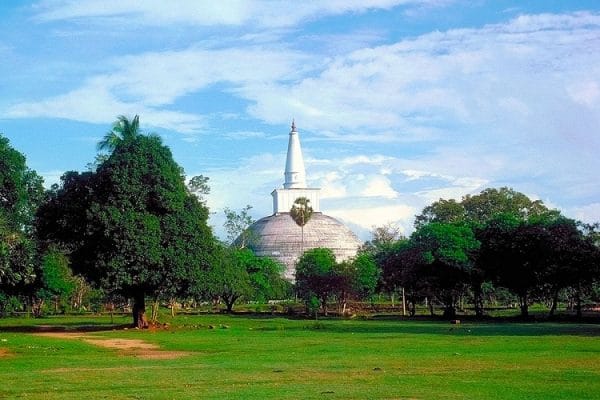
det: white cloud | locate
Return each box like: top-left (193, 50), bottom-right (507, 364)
top-left (6, 87), bottom-right (205, 133)
top-left (3, 46), bottom-right (307, 132)
top-left (361, 176), bottom-right (398, 199)
top-left (567, 81), bottom-right (600, 108)
top-left (33, 0), bottom-right (449, 28)
top-left (565, 203), bottom-right (600, 225)
top-left (328, 204), bottom-right (415, 232)
top-left (5, 8), bottom-right (600, 236)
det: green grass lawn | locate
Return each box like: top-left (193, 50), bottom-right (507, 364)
top-left (0, 314), bottom-right (599, 399)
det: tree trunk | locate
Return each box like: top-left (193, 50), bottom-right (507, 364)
top-left (132, 293), bottom-right (149, 329)
top-left (518, 294), bottom-right (529, 318)
top-left (443, 306), bottom-right (456, 319)
top-left (443, 295), bottom-right (456, 319)
top-left (151, 298), bottom-right (159, 322)
top-left (575, 285), bottom-right (582, 319)
top-left (170, 298), bottom-right (176, 318)
top-left (473, 284), bottom-right (484, 317)
top-left (402, 287), bottom-right (406, 317)
top-left (408, 300), bottom-right (416, 317)
top-left (548, 290), bottom-right (559, 317)
top-left (224, 295), bottom-right (237, 312)
top-left (428, 299), bottom-right (435, 316)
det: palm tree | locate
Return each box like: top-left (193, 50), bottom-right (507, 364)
top-left (97, 115), bottom-right (141, 152)
top-left (290, 197), bottom-right (313, 253)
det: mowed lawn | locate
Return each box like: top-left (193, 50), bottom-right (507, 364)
top-left (0, 314), bottom-right (599, 399)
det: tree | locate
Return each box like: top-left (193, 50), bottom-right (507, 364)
top-left (0, 219), bottom-right (36, 297)
top-left (290, 197), bottom-right (313, 252)
top-left (236, 249), bottom-right (288, 302)
top-left (537, 218), bottom-right (600, 317)
top-left (380, 240), bottom-right (431, 316)
top-left (351, 252), bottom-right (380, 301)
top-left (362, 223), bottom-right (405, 308)
top-left (37, 124), bottom-right (214, 328)
top-left (0, 135), bottom-right (44, 308)
top-left (410, 222), bottom-right (480, 318)
top-left (224, 205), bottom-right (256, 248)
top-left (0, 135), bottom-right (45, 231)
top-left (97, 115), bottom-right (142, 152)
top-left (188, 175), bottom-right (211, 204)
top-left (205, 246), bottom-right (253, 312)
top-left (413, 187), bottom-right (557, 316)
top-left (414, 199), bottom-right (466, 230)
top-left (462, 187), bottom-right (556, 227)
top-left (295, 247), bottom-right (337, 316)
top-left (478, 215), bottom-right (552, 317)
top-left (37, 248), bottom-right (76, 314)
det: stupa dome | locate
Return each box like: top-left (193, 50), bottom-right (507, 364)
top-left (248, 212), bottom-right (362, 280)
top-left (244, 121), bottom-right (362, 280)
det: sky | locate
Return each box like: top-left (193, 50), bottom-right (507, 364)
top-left (1, 0), bottom-right (599, 241)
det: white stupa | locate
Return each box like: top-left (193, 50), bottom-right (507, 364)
top-left (247, 121), bottom-right (362, 280)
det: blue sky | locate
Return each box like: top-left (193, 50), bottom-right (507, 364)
top-left (1, 1), bottom-right (599, 240)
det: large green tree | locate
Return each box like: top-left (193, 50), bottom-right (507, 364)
top-left (37, 119), bottom-right (214, 328)
top-left (413, 187), bottom-right (557, 316)
top-left (0, 135), bottom-right (44, 306)
top-left (295, 247), bottom-right (337, 316)
top-left (410, 222), bottom-right (480, 318)
top-left (0, 135), bottom-right (45, 231)
top-left (237, 249), bottom-right (288, 302)
top-left (204, 245), bottom-right (253, 312)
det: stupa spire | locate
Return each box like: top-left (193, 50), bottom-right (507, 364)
top-left (284, 119), bottom-right (306, 189)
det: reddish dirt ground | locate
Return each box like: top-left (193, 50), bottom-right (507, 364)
top-left (34, 332), bottom-right (189, 359)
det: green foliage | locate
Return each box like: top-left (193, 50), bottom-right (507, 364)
top-left (36, 119), bottom-right (215, 326)
top-left (36, 248), bottom-right (76, 314)
top-left (205, 246), bottom-right (253, 312)
top-left (0, 135), bottom-right (43, 299)
top-left (403, 187), bottom-right (589, 317)
top-left (479, 215), bottom-right (600, 317)
top-left (290, 197), bottom-right (313, 228)
top-left (188, 174), bottom-right (210, 203)
top-left (39, 248), bottom-right (75, 298)
top-left (350, 252), bottom-right (380, 299)
top-left (412, 222), bottom-right (479, 268)
top-left (295, 248), bottom-right (337, 314)
top-left (0, 226), bottom-right (36, 291)
top-left (414, 198), bottom-right (466, 229)
top-left (224, 205), bottom-right (256, 248)
top-left (0, 134), bottom-right (45, 231)
top-left (410, 222), bottom-right (480, 317)
top-left (462, 187), bottom-right (557, 226)
top-left (235, 249), bottom-right (288, 302)
top-left (97, 114), bottom-right (141, 152)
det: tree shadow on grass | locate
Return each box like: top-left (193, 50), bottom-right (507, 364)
top-left (0, 323), bottom-right (131, 333)
top-left (236, 314), bottom-right (600, 337)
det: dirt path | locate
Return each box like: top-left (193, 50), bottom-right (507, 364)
top-left (34, 332), bottom-right (190, 360)
top-left (0, 348), bottom-right (11, 358)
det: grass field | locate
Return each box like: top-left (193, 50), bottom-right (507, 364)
top-left (1, 314), bottom-right (599, 399)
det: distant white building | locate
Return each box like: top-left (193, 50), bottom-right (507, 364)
top-left (247, 121), bottom-right (362, 280)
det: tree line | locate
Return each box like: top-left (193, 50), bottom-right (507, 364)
top-left (1, 116), bottom-right (599, 327)
top-left (361, 189), bottom-right (600, 319)
top-left (1, 117), bottom-right (289, 327)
